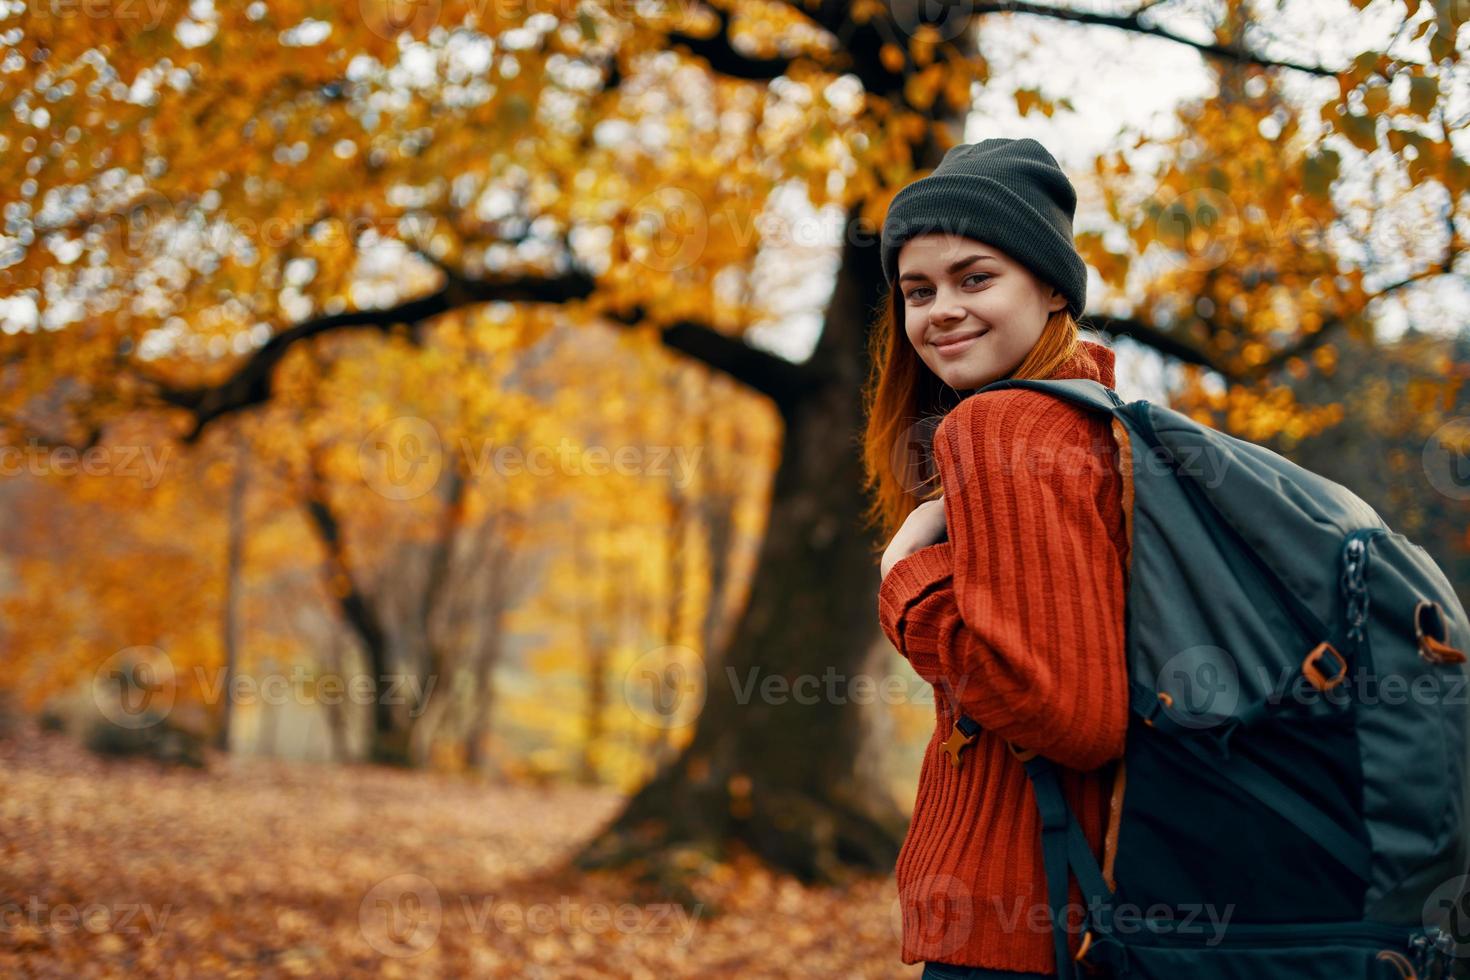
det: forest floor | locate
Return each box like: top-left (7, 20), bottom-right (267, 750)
top-left (0, 719), bottom-right (922, 979)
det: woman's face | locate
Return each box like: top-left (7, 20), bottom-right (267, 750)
top-left (896, 233), bottom-right (1068, 390)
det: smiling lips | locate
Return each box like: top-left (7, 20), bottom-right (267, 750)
top-left (932, 328), bottom-right (989, 356)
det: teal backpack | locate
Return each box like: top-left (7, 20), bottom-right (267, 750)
top-left (942, 377), bottom-right (1470, 980)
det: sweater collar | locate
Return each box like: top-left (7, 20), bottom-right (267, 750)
top-left (1050, 339), bottom-right (1115, 387)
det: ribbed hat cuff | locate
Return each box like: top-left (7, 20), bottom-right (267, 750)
top-left (881, 173), bottom-right (1086, 318)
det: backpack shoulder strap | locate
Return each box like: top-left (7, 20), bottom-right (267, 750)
top-left (975, 377), bottom-right (1128, 416)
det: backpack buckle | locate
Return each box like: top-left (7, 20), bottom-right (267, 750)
top-left (1075, 928), bottom-right (1096, 964)
top-left (1141, 691), bottom-right (1174, 728)
top-left (1414, 599), bottom-right (1467, 664)
top-left (1008, 740), bottom-right (1038, 762)
top-left (1302, 641), bottom-right (1348, 690)
top-left (942, 723), bottom-right (974, 768)
top-left (942, 715), bottom-right (982, 768)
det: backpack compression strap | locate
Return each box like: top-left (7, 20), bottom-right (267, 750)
top-left (1019, 749), bottom-right (1115, 980)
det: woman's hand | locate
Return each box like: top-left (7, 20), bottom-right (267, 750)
top-left (880, 494), bottom-right (947, 581)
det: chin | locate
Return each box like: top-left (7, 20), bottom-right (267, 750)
top-left (936, 359), bottom-right (999, 390)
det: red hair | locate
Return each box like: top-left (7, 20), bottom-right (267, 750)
top-left (860, 284), bottom-right (1082, 553)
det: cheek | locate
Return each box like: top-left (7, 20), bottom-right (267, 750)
top-left (902, 310), bottom-right (925, 348)
top-left (982, 286), bottom-right (1035, 323)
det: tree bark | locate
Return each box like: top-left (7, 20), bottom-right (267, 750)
top-left (216, 423), bottom-right (248, 752)
top-left (300, 448), bottom-right (411, 766)
top-left (574, 197), bottom-right (918, 889)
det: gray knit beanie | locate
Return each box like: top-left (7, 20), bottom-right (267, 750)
top-left (879, 137), bottom-right (1087, 319)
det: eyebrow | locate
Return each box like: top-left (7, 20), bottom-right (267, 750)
top-left (898, 253), bottom-right (999, 283)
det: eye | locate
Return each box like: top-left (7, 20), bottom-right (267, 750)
top-left (903, 272), bottom-right (990, 303)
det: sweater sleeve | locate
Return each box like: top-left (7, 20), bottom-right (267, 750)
top-left (879, 391), bottom-right (1129, 772)
top-left (877, 540), bottom-right (957, 686)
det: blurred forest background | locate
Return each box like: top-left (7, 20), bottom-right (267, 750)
top-left (1, 0), bottom-right (1468, 975)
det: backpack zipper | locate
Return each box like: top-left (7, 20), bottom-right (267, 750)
top-left (1341, 528), bottom-right (1385, 644)
top-left (1340, 527), bottom-right (1387, 699)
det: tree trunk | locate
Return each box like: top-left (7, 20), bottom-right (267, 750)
top-left (321, 630), bottom-right (351, 762)
top-left (216, 423), bottom-right (248, 752)
top-left (579, 529), bottom-right (612, 785)
top-left (574, 199), bottom-right (917, 891)
top-left (301, 486), bottom-right (412, 765)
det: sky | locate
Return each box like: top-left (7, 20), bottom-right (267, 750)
top-left (742, 0), bottom-right (1468, 405)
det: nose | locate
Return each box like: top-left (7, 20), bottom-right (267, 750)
top-left (929, 297), bottom-right (964, 328)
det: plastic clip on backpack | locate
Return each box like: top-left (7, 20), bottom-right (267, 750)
top-left (941, 376), bottom-right (1470, 980)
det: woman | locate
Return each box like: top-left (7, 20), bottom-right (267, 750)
top-left (861, 138), bottom-right (1131, 979)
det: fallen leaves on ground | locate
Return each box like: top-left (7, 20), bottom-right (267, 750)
top-left (0, 722), bottom-right (920, 979)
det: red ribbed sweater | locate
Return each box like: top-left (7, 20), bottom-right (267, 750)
top-left (878, 339), bottom-right (1131, 973)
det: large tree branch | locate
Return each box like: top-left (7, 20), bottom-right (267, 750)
top-left (60, 194), bottom-right (1467, 449)
top-left (1252, 265), bottom-right (1464, 381)
top-left (151, 264), bottom-right (597, 442)
top-left (666, 2), bottom-right (794, 80)
top-left (1086, 314), bottom-right (1236, 377)
top-left (603, 305), bottom-right (821, 416)
top-left (1096, 248), bottom-right (1462, 387)
top-left (143, 251), bottom-right (820, 442)
top-left (677, 0), bottom-right (1345, 95)
top-left (966, 1), bottom-right (1340, 77)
